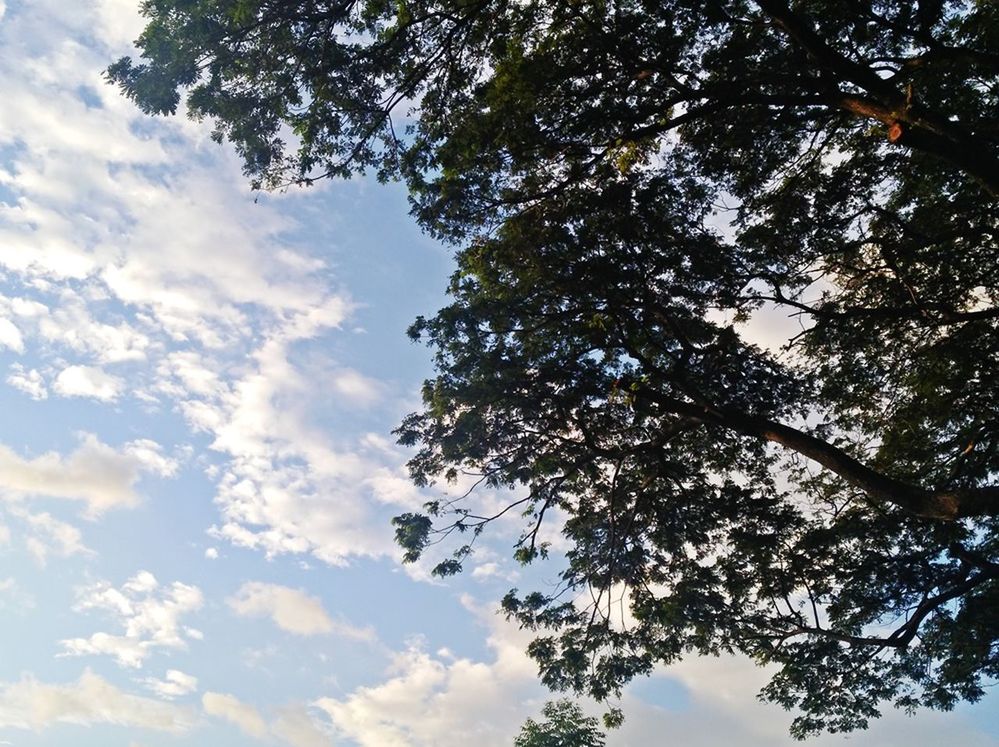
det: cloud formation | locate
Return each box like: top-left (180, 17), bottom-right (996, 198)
top-left (19, 509), bottom-right (93, 565)
top-left (228, 581), bottom-right (373, 640)
top-left (0, 433), bottom-right (173, 515)
top-left (202, 691), bottom-right (268, 739)
top-left (5, 363), bottom-right (47, 399)
top-left (270, 705), bottom-right (332, 747)
top-left (0, 671), bottom-right (195, 733)
top-left (0, 0), bottom-right (455, 585)
top-left (202, 693), bottom-right (333, 747)
top-left (60, 571), bottom-right (204, 668)
top-left (141, 670), bottom-right (198, 700)
top-left (53, 364), bottom-right (124, 401)
top-left (317, 597), bottom-right (539, 747)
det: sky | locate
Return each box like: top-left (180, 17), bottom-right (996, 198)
top-left (0, 2), bottom-right (996, 746)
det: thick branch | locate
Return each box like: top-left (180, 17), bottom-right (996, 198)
top-left (644, 391), bottom-right (999, 520)
top-left (755, 0), bottom-right (999, 195)
top-left (836, 96), bottom-right (999, 196)
top-left (755, 0), bottom-right (897, 98)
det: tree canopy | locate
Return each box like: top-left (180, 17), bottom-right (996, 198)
top-left (514, 699), bottom-right (608, 747)
top-left (109, 0), bottom-right (999, 738)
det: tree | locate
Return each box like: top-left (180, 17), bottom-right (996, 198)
top-left (514, 699), bottom-right (609, 747)
top-left (109, 0), bottom-right (999, 738)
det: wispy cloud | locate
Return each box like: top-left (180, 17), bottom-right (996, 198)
top-left (315, 611), bottom-right (538, 747)
top-left (202, 691), bottom-right (268, 739)
top-left (141, 670), bottom-right (198, 700)
top-left (6, 363), bottom-right (47, 399)
top-left (0, 0), bottom-right (421, 571)
top-left (270, 705), bottom-right (332, 747)
top-left (228, 582), bottom-right (374, 640)
top-left (60, 571), bottom-right (204, 668)
top-left (18, 509), bottom-right (93, 566)
top-left (0, 433), bottom-right (172, 515)
top-left (0, 671), bottom-right (195, 733)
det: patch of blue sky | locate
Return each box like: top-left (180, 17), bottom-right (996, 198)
top-left (0, 144), bottom-right (24, 205)
top-left (0, 384), bottom-right (201, 461)
top-left (83, 471), bottom-right (218, 565)
top-left (76, 84), bottom-right (104, 110)
top-left (624, 673), bottom-right (691, 712)
top-left (0, 390), bottom-right (118, 452)
top-left (0, 557), bottom-right (78, 675)
top-left (267, 181), bottom-right (452, 368)
top-left (956, 694), bottom-right (999, 738)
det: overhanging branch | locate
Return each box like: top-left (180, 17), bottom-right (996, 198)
top-left (642, 390), bottom-right (999, 520)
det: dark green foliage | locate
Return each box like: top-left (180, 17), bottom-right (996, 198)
top-left (111, 0), bottom-right (999, 738)
top-left (514, 699), bottom-right (607, 747)
top-left (391, 512), bottom-right (433, 563)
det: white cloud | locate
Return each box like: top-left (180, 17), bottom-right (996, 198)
top-left (202, 694), bottom-right (333, 747)
top-left (0, 671), bottom-right (195, 733)
top-left (53, 364), bottom-right (123, 401)
top-left (158, 351), bottom-right (222, 397)
top-left (204, 547), bottom-right (219, 560)
top-left (6, 363), bottom-right (47, 399)
top-left (202, 692), bottom-right (268, 739)
top-left (331, 367), bottom-right (381, 404)
top-left (8, 296), bottom-right (49, 317)
top-left (19, 509), bottom-right (92, 565)
top-left (142, 670), bottom-right (198, 700)
top-left (470, 562), bottom-right (518, 582)
top-left (60, 572), bottom-right (204, 668)
top-left (123, 439), bottom-right (180, 478)
top-left (198, 326), bottom-right (408, 566)
top-left (60, 633), bottom-right (147, 669)
top-left (0, 433), bottom-right (172, 515)
top-left (270, 705), bottom-right (332, 747)
top-left (91, 0), bottom-right (148, 51)
top-left (316, 600), bottom-right (539, 747)
top-left (184, 626), bottom-right (204, 641)
top-left (228, 581), bottom-right (373, 640)
top-left (37, 297), bottom-right (151, 362)
top-left (0, 317), bottom-right (24, 352)
top-left (123, 570), bottom-right (159, 595)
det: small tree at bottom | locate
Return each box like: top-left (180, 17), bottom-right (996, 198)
top-left (515, 699), bottom-right (608, 747)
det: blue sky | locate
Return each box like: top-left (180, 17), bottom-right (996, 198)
top-left (0, 2), bottom-right (996, 746)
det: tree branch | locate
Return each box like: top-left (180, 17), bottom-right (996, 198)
top-left (787, 569), bottom-right (993, 649)
top-left (641, 390), bottom-right (999, 520)
top-left (756, 0), bottom-right (999, 195)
